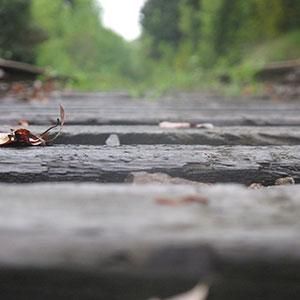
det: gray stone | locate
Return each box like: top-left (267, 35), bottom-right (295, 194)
top-left (105, 134), bottom-right (120, 146)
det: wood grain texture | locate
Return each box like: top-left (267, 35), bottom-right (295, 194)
top-left (0, 145), bottom-right (299, 184)
top-left (0, 184), bottom-right (300, 299)
top-left (20, 125), bottom-right (300, 145)
top-left (0, 92), bottom-right (300, 126)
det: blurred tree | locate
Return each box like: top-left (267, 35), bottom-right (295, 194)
top-left (31, 0), bottom-right (138, 88)
top-left (176, 0), bottom-right (201, 68)
top-left (0, 0), bottom-right (46, 63)
top-left (141, 0), bottom-right (300, 69)
top-left (140, 0), bottom-right (182, 59)
top-left (281, 0), bottom-right (300, 31)
top-left (179, 0), bottom-right (201, 50)
top-left (255, 0), bottom-right (300, 36)
top-left (206, 1), bottom-right (257, 61)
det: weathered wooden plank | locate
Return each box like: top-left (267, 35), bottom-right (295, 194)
top-left (0, 59), bottom-right (44, 75)
top-left (2, 91), bottom-right (300, 108)
top-left (1, 93), bottom-right (300, 126)
top-left (256, 59), bottom-right (300, 81)
top-left (3, 112), bottom-right (300, 126)
top-left (0, 58), bottom-right (45, 82)
top-left (0, 184), bottom-right (300, 299)
top-left (0, 145), bottom-right (300, 184)
top-left (14, 125), bottom-right (300, 146)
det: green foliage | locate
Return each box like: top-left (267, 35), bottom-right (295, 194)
top-left (242, 30), bottom-right (300, 66)
top-left (0, 0), bottom-right (45, 63)
top-left (31, 0), bottom-right (138, 90)
top-left (141, 0), bottom-right (300, 68)
top-left (136, 0), bottom-right (300, 96)
top-left (140, 0), bottom-right (182, 59)
top-left (1, 0), bottom-right (299, 93)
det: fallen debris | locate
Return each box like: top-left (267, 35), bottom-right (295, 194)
top-left (155, 194), bottom-right (208, 206)
top-left (159, 121), bottom-right (214, 129)
top-left (126, 172), bottom-right (209, 186)
top-left (248, 182), bottom-right (264, 189)
top-left (0, 105), bottom-right (64, 147)
top-left (159, 122), bottom-right (191, 129)
top-left (8, 80), bottom-right (51, 102)
top-left (275, 176), bottom-right (295, 186)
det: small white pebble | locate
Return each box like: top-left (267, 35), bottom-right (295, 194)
top-left (196, 123), bottom-right (214, 129)
top-left (105, 134), bottom-right (120, 146)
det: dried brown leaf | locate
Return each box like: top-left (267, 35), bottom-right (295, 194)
top-left (0, 105), bottom-right (65, 147)
top-left (181, 195), bottom-right (208, 205)
top-left (155, 197), bottom-right (182, 206)
top-left (155, 194), bottom-right (208, 206)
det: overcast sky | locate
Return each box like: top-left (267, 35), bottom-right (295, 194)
top-left (97, 0), bottom-right (147, 41)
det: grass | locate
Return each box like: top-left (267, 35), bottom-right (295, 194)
top-left (211, 30), bottom-right (300, 97)
top-left (64, 30), bottom-right (300, 98)
top-left (244, 30), bottom-right (300, 65)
